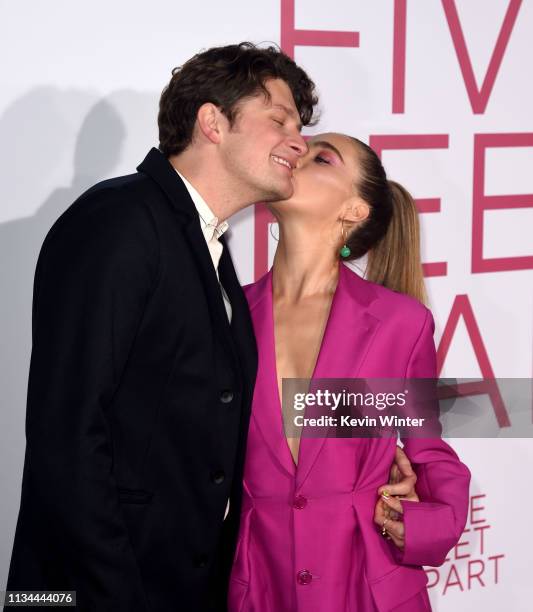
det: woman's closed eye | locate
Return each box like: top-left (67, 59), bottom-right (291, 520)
top-left (314, 155), bottom-right (331, 164)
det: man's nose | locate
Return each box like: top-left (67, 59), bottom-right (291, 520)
top-left (288, 133), bottom-right (309, 158)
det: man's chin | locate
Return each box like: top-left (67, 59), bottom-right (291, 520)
top-left (268, 181), bottom-right (294, 203)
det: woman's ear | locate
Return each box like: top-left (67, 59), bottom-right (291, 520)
top-left (342, 197), bottom-right (370, 225)
top-left (196, 103), bottom-right (223, 144)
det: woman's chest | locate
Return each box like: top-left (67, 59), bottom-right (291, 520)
top-left (273, 297), bottom-right (332, 381)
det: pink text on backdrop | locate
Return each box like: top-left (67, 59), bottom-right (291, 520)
top-left (280, 0), bottom-right (359, 58)
top-left (441, 0), bottom-right (522, 114)
top-left (281, 0), bottom-right (522, 113)
top-left (436, 295), bottom-right (510, 427)
top-left (393, 0), bottom-right (522, 113)
top-left (426, 493), bottom-right (506, 594)
top-left (472, 133), bottom-right (533, 273)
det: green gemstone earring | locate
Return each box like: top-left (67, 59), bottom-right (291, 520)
top-left (339, 218), bottom-right (351, 258)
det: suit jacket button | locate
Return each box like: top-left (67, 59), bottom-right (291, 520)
top-left (194, 554), bottom-right (209, 568)
top-left (220, 390), bottom-right (234, 403)
top-left (297, 569), bottom-right (313, 585)
top-left (211, 470), bottom-right (225, 485)
top-left (293, 495), bottom-right (308, 509)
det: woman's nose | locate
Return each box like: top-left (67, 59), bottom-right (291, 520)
top-left (294, 147), bottom-right (312, 170)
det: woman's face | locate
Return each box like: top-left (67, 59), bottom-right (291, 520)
top-left (269, 132), bottom-right (363, 222)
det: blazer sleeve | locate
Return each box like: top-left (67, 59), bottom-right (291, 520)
top-left (394, 308), bottom-right (471, 567)
top-left (20, 193), bottom-right (159, 609)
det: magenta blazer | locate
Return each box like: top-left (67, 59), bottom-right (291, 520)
top-left (228, 263), bottom-right (470, 612)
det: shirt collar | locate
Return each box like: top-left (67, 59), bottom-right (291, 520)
top-left (174, 169), bottom-right (229, 240)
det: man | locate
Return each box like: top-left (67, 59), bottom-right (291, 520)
top-left (6, 42), bottom-right (317, 611)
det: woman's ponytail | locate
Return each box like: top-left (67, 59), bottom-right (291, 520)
top-left (344, 137), bottom-right (427, 304)
top-left (365, 180), bottom-right (426, 304)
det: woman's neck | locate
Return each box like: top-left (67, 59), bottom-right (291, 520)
top-left (272, 222), bottom-right (340, 302)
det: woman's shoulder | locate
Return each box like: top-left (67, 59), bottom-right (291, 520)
top-left (342, 264), bottom-right (432, 324)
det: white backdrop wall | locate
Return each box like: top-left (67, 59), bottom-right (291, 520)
top-left (1, 1), bottom-right (532, 610)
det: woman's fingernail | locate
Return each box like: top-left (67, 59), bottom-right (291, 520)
top-left (382, 490), bottom-right (390, 498)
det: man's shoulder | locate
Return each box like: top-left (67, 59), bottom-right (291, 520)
top-left (73, 171), bottom-right (159, 216)
top-left (81, 169), bottom-right (167, 201)
top-left (42, 172), bottom-right (161, 258)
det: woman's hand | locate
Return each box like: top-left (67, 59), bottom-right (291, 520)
top-left (373, 446), bottom-right (419, 550)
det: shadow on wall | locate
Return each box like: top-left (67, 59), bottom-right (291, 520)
top-left (0, 86), bottom-right (157, 587)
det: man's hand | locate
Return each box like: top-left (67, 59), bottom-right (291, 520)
top-left (373, 445), bottom-right (419, 550)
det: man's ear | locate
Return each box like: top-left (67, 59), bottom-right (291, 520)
top-left (196, 103), bottom-right (223, 144)
top-left (342, 196), bottom-right (370, 225)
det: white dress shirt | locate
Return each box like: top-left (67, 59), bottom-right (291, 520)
top-left (175, 170), bottom-right (232, 322)
top-left (175, 169), bottom-right (232, 520)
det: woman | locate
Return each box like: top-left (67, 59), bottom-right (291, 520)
top-left (228, 133), bottom-right (470, 611)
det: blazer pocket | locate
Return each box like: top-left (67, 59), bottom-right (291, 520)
top-left (117, 487), bottom-right (153, 504)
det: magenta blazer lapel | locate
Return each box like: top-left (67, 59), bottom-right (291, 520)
top-left (245, 271), bottom-right (296, 477)
top-left (245, 264), bottom-right (382, 485)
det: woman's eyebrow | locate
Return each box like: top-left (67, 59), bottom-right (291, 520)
top-left (310, 141), bottom-right (345, 163)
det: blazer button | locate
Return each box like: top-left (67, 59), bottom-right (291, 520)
top-left (193, 554), bottom-right (209, 568)
top-left (297, 569), bottom-right (313, 585)
top-left (220, 390), bottom-right (234, 403)
top-left (293, 495), bottom-right (308, 509)
top-left (211, 470), bottom-right (225, 485)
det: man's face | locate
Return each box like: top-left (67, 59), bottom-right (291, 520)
top-left (219, 78), bottom-right (308, 203)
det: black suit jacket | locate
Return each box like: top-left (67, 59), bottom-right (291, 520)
top-left (6, 148), bottom-right (258, 611)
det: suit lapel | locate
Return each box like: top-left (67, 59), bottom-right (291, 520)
top-left (137, 148), bottom-right (240, 370)
top-left (219, 240), bottom-right (258, 385)
top-left (296, 264), bottom-right (382, 489)
top-left (182, 217), bottom-right (240, 368)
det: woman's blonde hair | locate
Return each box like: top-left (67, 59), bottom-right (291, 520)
top-left (365, 180), bottom-right (426, 304)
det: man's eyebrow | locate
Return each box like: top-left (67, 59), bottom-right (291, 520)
top-left (272, 103), bottom-right (303, 132)
top-left (310, 140), bottom-right (345, 163)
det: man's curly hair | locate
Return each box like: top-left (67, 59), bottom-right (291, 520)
top-left (158, 42), bottom-right (318, 156)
